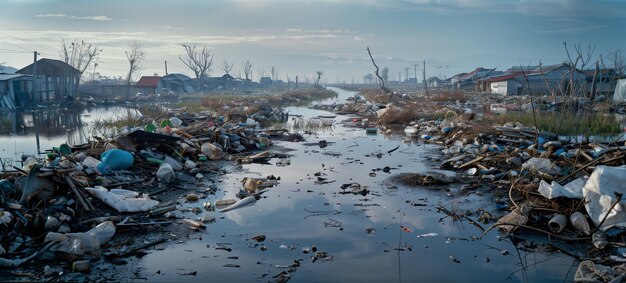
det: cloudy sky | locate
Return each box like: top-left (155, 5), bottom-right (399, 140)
top-left (1, 0), bottom-right (625, 83)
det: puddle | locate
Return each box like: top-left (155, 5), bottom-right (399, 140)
top-left (133, 87), bottom-right (577, 282)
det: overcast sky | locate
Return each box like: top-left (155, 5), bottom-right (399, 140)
top-left (1, 0), bottom-right (625, 83)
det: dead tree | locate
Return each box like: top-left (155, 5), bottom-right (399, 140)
top-left (241, 59), bottom-right (253, 83)
top-left (60, 38), bottom-right (102, 96)
top-left (125, 40), bottom-right (145, 100)
top-left (180, 44), bottom-right (214, 92)
top-left (381, 67), bottom-right (389, 85)
top-left (315, 71), bottom-right (323, 88)
top-left (563, 41), bottom-right (595, 99)
top-left (221, 59), bottom-right (233, 75)
top-left (366, 47), bottom-right (391, 94)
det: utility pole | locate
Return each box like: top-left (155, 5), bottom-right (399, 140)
top-left (33, 51), bottom-right (38, 101)
top-left (295, 75), bottom-right (298, 89)
top-left (414, 63), bottom-right (419, 89)
top-left (404, 67), bottom-right (409, 84)
top-left (92, 63), bottom-right (98, 83)
top-left (33, 51), bottom-right (41, 155)
top-left (423, 60), bottom-right (428, 95)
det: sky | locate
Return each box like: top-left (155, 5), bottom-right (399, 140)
top-left (1, 0), bottom-right (625, 83)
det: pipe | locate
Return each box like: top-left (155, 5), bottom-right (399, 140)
top-left (548, 214), bottom-right (568, 233)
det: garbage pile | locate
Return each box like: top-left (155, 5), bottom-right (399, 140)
top-left (0, 112), bottom-right (287, 277)
top-left (311, 98), bottom-right (382, 117)
top-left (401, 112), bottom-right (626, 271)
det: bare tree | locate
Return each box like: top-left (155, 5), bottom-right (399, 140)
top-left (270, 66), bottom-right (278, 82)
top-left (366, 47), bottom-right (391, 94)
top-left (125, 40), bottom-right (145, 100)
top-left (59, 38), bottom-right (102, 96)
top-left (241, 59), bottom-right (253, 82)
top-left (381, 67), bottom-right (389, 84)
top-left (256, 68), bottom-right (265, 81)
top-left (221, 59), bottom-right (233, 75)
top-left (563, 41), bottom-right (595, 98)
top-left (315, 71), bottom-right (324, 88)
top-left (180, 44), bottom-right (214, 92)
top-left (363, 73), bottom-right (374, 84)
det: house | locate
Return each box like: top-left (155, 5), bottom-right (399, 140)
top-left (481, 74), bottom-right (523, 95)
top-left (481, 63), bottom-right (586, 96)
top-left (17, 58), bottom-right (80, 103)
top-left (0, 74), bottom-right (34, 110)
top-left (426, 76), bottom-right (443, 88)
top-left (614, 78), bottom-right (626, 102)
top-left (585, 68), bottom-right (621, 97)
top-left (259, 76), bottom-right (273, 87)
top-left (135, 76), bottom-right (161, 95)
top-left (161, 73), bottom-right (195, 93)
top-left (0, 65), bottom-right (17, 74)
top-left (454, 68), bottom-right (497, 91)
top-left (524, 63), bottom-right (586, 96)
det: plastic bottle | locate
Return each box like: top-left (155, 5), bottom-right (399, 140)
top-left (592, 231), bottom-right (609, 249)
top-left (22, 157), bottom-right (39, 172)
top-left (570, 212), bottom-right (591, 235)
top-left (156, 163), bottom-right (175, 183)
top-left (164, 156), bottom-right (183, 171)
top-left (82, 156), bottom-right (102, 170)
top-left (169, 117), bottom-right (183, 128)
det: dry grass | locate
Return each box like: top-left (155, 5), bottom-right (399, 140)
top-left (428, 90), bottom-right (467, 103)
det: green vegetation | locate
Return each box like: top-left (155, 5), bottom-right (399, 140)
top-left (492, 111), bottom-right (623, 137)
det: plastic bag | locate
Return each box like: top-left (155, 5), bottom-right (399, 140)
top-left (156, 163), bottom-right (175, 183)
top-left (85, 186), bottom-right (159, 212)
top-left (583, 166), bottom-right (626, 231)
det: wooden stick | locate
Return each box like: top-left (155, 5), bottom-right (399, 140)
top-left (575, 149), bottom-right (593, 161)
top-left (64, 175), bottom-right (93, 211)
top-left (458, 156), bottom-right (485, 169)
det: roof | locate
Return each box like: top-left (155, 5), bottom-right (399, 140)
top-left (136, 76), bottom-right (161, 87)
top-left (163, 73), bottom-right (192, 81)
top-left (480, 73), bottom-right (522, 83)
top-left (221, 74), bottom-right (235, 80)
top-left (427, 76), bottom-right (442, 82)
top-left (532, 63), bottom-right (570, 73)
top-left (459, 67), bottom-right (496, 80)
top-left (17, 58), bottom-right (80, 75)
top-left (0, 74), bottom-right (31, 81)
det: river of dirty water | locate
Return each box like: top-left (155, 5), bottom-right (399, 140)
top-left (124, 87), bottom-right (578, 283)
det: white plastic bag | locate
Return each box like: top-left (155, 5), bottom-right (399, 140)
top-left (583, 166), bottom-right (626, 231)
top-left (85, 186), bottom-right (159, 212)
top-left (537, 177), bottom-right (586, 199)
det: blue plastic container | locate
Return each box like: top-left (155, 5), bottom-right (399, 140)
top-left (97, 149), bottom-right (135, 175)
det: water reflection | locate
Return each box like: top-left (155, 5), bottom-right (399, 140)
top-left (0, 106), bottom-right (139, 159)
top-left (134, 87), bottom-right (576, 283)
